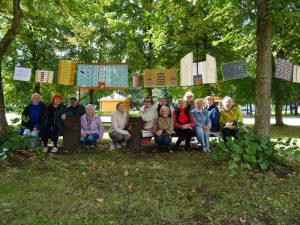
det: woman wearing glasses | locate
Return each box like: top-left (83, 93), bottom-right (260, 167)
top-left (138, 96), bottom-right (158, 144)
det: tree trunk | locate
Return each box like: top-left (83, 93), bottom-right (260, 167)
top-left (295, 103), bottom-right (298, 115)
top-left (0, 0), bottom-right (23, 137)
top-left (285, 104), bottom-right (288, 114)
top-left (274, 99), bottom-right (285, 126)
top-left (289, 104), bottom-right (293, 115)
top-left (89, 90), bottom-right (94, 104)
top-left (254, 0), bottom-right (272, 140)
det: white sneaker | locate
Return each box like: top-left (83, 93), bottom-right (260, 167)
top-left (42, 147), bottom-right (48, 153)
top-left (109, 143), bottom-right (116, 150)
top-left (202, 148), bottom-right (208, 153)
top-left (51, 147), bottom-right (58, 153)
top-left (116, 143), bottom-right (122, 149)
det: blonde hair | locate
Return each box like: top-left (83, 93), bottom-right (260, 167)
top-left (205, 96), bottom-right (214, 103)
top-left (183, 91), bottom-right (194, 101)
top-left (195, 98), bottom-right (204, 109)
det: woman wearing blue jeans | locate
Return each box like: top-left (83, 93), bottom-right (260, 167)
top-left (153, 106), bottom-right (174, 152)
top-left (80, 104), bottom-right (104, 146)
top-left (192, 99), bottom-right (211, 152)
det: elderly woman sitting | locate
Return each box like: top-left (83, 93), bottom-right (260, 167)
top-left (192, 99), bottom-right (211, 152)
top-left (21, 93), bottom-right (46, 147)
top-left (219, 96), bottom-right (243, 142)
top-left (172, 99), bottom-right (195, 151)
top-left (80, 104), bottom-right (104, 147)
top-left (153, 106), bottom-right (174, 152)
top-left (109, 102), bottom-right (131, 150)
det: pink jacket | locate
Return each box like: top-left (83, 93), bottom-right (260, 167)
top-left (80, 114), bottom-right (104, 138)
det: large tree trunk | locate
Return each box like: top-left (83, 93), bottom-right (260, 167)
top-left (0, 0), bottom-right (23, 137)
top-left (254, 0), bottom-right (272, 140)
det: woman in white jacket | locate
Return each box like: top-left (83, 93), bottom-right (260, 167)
top-left (109, 102), bottom-right (131, 150)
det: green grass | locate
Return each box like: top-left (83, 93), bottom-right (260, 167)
top-left (0, 127), bottom-right (300, 224)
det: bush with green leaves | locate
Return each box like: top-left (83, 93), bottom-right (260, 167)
top-left (0, 126), bottom-right (35, 161)
top-left (212, 127), bottom-right (300, 171)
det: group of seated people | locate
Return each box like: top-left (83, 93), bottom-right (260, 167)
top-left (20, 91), bottom-right (243, 153)
top-left (138, 91), bottom-right (243, 152)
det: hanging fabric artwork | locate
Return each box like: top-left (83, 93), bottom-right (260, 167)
top-left (132, 75), bottom-right (140, 88)
top-left (180, 52), bottom-right (193, 86)
top-left (35, 70), bottom-right (53, 83)
top-left (292, 65), bottom-right (300, 83)
top-left (76, 63), bottom-right (128, 89)
top-left (275, 58), bottom-right (293, 81)
top-left (143, 68), bottom-right (176, 87)
top-left (221, 60), bottom-right (247, 81)
top-left (192, 54), bottom-right (217, 85)
top-left (58, 60), bottom-right (76, 85)
top-left (13, 67), bottom-right (32, 81)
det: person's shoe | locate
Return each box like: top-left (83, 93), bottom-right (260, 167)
top-left (207, 148), bottom-right (211, 153)
top-left (109, 142), bottom-right (116, 150)
top-left (42, 147), bottom-right (48, 153)
top-left (51, 147), bottom-right (58, 153)
top-left (202, 147), bottom-right (208, 153)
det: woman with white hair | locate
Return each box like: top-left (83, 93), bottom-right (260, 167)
top-left (183, 91), bottom-right (195, 110)
top-left (21, 93), bottom-right (46, 146)
top-left (153, 106), bottom-right (174, 152)
top-left (80, 104), bottom-right (104, 146)
top-left (192, 99), bottom-right (211, 152)
top-left (219, 96), bottom-right (243, 142)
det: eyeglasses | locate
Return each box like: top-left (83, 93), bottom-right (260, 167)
top-left (144, 101), bottom-right (151, 103)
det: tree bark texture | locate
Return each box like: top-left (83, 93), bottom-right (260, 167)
top-left (0, 0), bottom-right (23, 137)
top-left (275, 99), bottom-right (285, 126)
top-left (254, 0), bottom-right (272, 140)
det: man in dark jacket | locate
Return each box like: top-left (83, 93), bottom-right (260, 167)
top-left (63, 97), bottom-right (85, 118)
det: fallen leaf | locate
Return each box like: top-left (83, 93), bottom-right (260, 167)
top-left (124, 170), bottom-right (129, 176)
top-left (96, 198), bottom-right (104, 203)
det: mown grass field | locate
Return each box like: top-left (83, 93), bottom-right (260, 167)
top-left (0, 126), bottom-right (300, 225)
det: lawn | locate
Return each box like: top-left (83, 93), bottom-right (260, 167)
top-left (0, 126), bottom-right (300, 224)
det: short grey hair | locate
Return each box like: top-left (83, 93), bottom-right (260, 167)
top-left (85, 104), bottom-right (95, 111)
top-left (222, 96), bottom-right (233, 106)
top-left (159, 106), bottom-right (170, 115)
top-left (31, 93), bottom-right (41, 100)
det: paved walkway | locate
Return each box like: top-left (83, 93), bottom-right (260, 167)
top-left (5, 113), bottom-right (300, 126)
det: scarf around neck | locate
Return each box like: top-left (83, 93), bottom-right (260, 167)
top-left (179, 107), bottom-right (188, 124)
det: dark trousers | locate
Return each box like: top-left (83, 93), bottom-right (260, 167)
top-left (41, 125), bottom-right (59, 147)
top-left (175, 129), bottom-right (193, 150)
top-left (222, 128), bottom-right (237, 142)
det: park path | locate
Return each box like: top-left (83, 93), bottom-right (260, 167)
top-left (5, 113), bottom-right (300, 126)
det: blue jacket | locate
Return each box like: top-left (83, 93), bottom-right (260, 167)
top-left (21, 101), bottom-right (46, 130)
top-left (207, 105), bottom-right (220, 132)
top-left (191, 108), bottom-right (211, 128)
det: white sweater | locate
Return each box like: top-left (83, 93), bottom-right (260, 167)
top-left (138, 105), bottom-right (158, 129)
top-left (109, 110), bottom-right (129, 135)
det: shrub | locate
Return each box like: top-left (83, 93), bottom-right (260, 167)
top-left (0, 126), bottom-right (34, 161)
top-left (212, 127), bottom-right (300, 171)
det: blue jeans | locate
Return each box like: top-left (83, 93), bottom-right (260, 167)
top-left (109, 131), bottom-right (130, 145)
top-left (194, 126), bottom-right (210, 149)
top-left (80, 133), bottom-right (99, 145)
top-left (154, 135), bottom-right (172, 146)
